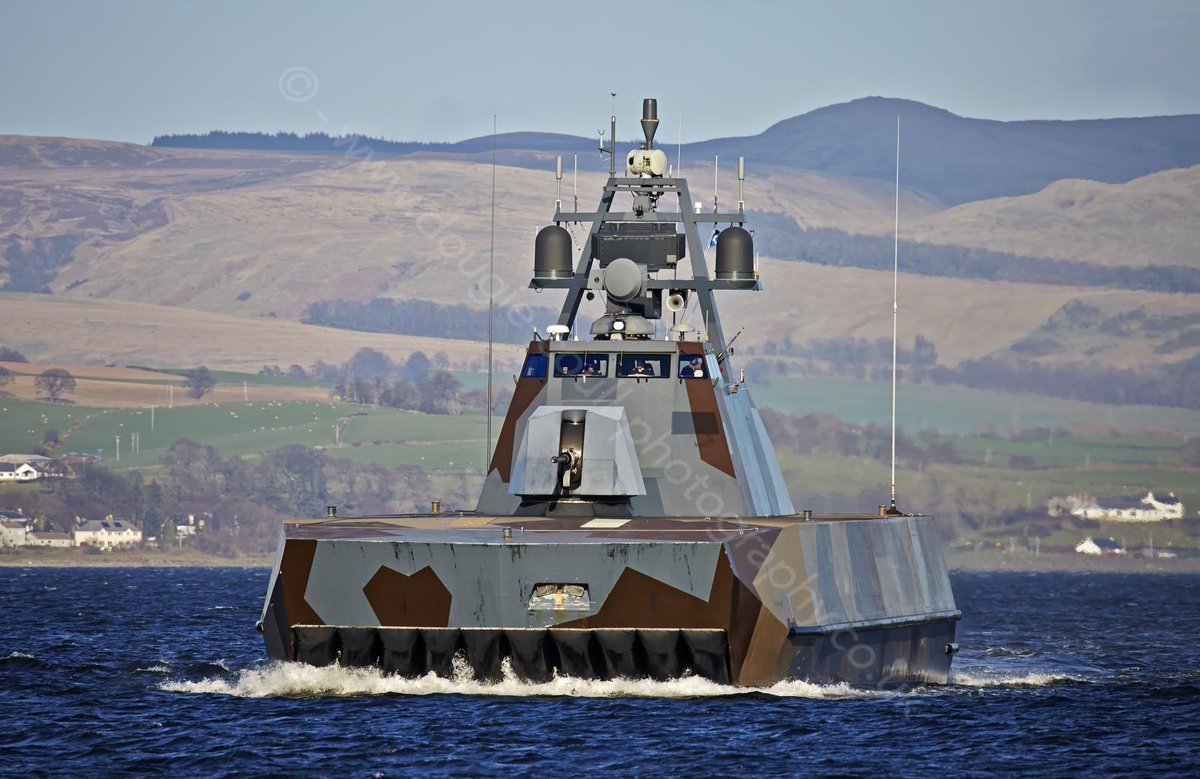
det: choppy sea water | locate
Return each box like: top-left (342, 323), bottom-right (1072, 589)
top-left (1, 568), bottom-right (1198, 777)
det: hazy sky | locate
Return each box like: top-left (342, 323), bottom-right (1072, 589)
top-left (2, 0), bottom-right (1198, 144)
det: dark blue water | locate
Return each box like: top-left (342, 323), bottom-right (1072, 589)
top-left (2, 568), bottom-right (1198, 777)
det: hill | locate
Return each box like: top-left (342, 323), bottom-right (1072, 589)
top-left (0, 293), bottom-right (520, 372)
top-left (2, 132), bottom-right (1199, 411)
top-left (154, 97), bottom-right (1200, 205)
top-left (0, 360), bottom-right (330, 407)
top-left (691, 98), bottom-right (1200, 205)
top-left (904, 164), bottom-right (1200, 267)
top-left (1, 135), bottom-right (919, 318)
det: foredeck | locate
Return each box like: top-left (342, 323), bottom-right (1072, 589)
top-left (280, 511), bottom-right (905, 543)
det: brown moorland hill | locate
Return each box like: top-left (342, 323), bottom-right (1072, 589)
top-left (1, 135), bottom-right (920, 320)
top-left (721, 261), bottom-right (1200, 368)
top-left (0, 293), bottom-right (522, 373)
top-left (0, 369), bottom-right (329, 408)
top-left (903, 164), bottom-right (1200, 267)
top-left (2, 135), bottom-right (1199, 379)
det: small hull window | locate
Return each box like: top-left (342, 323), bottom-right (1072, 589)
top-left (527, 583), bottom-right (591, 612)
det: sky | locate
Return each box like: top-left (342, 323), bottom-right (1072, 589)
top-left (2, 0), bottom-right (1199, 144)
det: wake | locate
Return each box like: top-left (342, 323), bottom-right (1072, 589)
top-left (161, 654), bottom-right (1088, 699)
top-left (160, 656), bottom-right (889, 700)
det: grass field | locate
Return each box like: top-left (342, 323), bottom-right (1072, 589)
top-left (948, 433), bottom-right (1187, 469)
top-left (2, 375), bottom-right (1195, 547)
top-left (327, 441), bottom-right (487, 471)
top-left (151, 368), bottom-right (321, 388)
top-left (0, 397), bottom-right (490, 472)
top-left (751, 375), bottom-right (1200, 435)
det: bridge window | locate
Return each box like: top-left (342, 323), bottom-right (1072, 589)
top-left (678, 356), bottom-right (707, 379)
top-left (554, 353), bottom-right (609, 378)
top-left (617, 353), bottom-right (671, 379)
top-left (520, 353), bottom-right (548, 378)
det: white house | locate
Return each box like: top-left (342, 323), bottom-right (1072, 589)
top-left (174, 514), bottom-right (205, 540)
top-left (74, 518), bottom-right (142, 550)
top-left (1143, 492), bottom-right (1185, 520)
top-left (1, 518), bottom-right (30, 547)
top-left (1053, 491), bottom-right (1184, 522)
top-left (1075, 537), bottom-right (1126, 556)
top-left (0, 463), bottom-right (40, 482)
top-left (26, 531), bottom-right (74, 548)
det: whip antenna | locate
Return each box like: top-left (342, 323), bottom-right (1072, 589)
top-left (677, 110), bottom-right (682, 177)
top-left (889, 115), bottom-right (901, 515)
top-left (486, 114), bottom-right (497, 470)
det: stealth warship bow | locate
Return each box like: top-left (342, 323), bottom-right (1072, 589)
top-left (259, 98), bottom-right (960, 687)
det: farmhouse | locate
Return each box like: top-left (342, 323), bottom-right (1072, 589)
top-left (0, 463), bottom-right (40, 482)
top-left (1, 518), bottom-right (30, 547)
top-left (0, 454), bottom-right (51, 465)
top-left (73, 518), bottom-right (142, 549)
top-left (1051, 491), bottom-right (1184, 522)
top-left (26, 531), bottom-right (74, 548)
top-left (174, 514), bottom-right (206, 542)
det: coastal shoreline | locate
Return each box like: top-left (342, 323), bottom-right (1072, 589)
top-left (2, 548), bottom-right (1196, 573)
top-left (945, 548), bottom-right (1200, 574)
top-left (0, 550), bottom-right (272, 569)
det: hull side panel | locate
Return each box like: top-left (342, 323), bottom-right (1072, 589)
top-left (262, 515), bottom-right (958, 686)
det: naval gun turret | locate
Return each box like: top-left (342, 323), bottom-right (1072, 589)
top-left (259, 98), bottom-right (960, 689)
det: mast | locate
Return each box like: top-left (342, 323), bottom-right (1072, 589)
top-left (486, 114), bottom-right (496, 466)
top-left (889, 115), bottom-right (900, 514)
top-left (534, 97), bottom-right (756, 357)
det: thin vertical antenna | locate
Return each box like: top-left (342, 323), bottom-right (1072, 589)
top-left (713, 154), bottom-right (719, 211)
top-left (486, 113), bottom-right (497, 471)
top-left (677, 110), bottom-right (682, 177)
top-left (573, 152), bottom-right (578, 212)
top-left (609, 92), bottom-right (617, 178)
top-left (889, 115), bottom-right (900, 513)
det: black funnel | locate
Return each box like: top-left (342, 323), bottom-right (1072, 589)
top-left (641, 98), bottom-right (659, 150)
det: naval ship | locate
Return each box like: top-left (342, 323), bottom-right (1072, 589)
top-left (258, 99), bottom-right (960, 687)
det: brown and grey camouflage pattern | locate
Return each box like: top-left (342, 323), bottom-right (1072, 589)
top-left (260, 512), bottom-right (959, 686)
top-left (260, 100), bottom-right (962, 684)
top-left (475, 340), bottom-right (793, 518)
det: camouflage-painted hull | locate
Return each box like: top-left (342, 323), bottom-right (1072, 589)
top-left (259, 512), bottom-right (960, 687)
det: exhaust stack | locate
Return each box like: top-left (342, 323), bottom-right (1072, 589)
top-left (640, 98), bottom-right (659, 149)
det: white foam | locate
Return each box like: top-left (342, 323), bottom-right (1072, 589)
top-left (160, 657), bottom-right (892, 700)
top-left (2, 651), bottom-right (36, 660)
top-left (950, 670), bottom-right (1083, 687)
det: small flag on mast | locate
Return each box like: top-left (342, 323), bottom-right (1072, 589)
top-left (708, 227), bottom-right (720, 249)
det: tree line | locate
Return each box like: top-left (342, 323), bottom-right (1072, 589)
top-left (750, 212), bottom-right (1200, 294)
top-left (302, 298), bottom-right (558, 344)
top-left (4, 440), bottom-right (438, 556)
top-left (748, 349), bottom-right (1200, 410)
top-left (759, 408), bottom-right (963, 470)
top-left (276, 347), bottom-right (510, 416)
top-left (749, 335), bottom-right (938, 366)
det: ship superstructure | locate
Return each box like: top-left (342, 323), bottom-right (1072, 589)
top-left (259, 99), bottom-right (959, 687)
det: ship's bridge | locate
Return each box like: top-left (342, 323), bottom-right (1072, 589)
top-left (521, 339), bottom-right (715, 384)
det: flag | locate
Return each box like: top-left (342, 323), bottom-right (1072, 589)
top-left (708, 227), bottom-right (720, 249)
